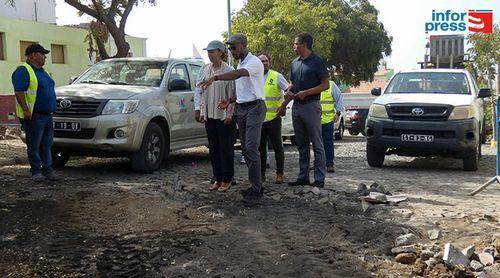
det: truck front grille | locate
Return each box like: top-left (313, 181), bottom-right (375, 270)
top-left (54, 128), bottom-right (96, 139)
top-left (55, 99), bottom-right (106, 118)
top-left (387, 104), bottom-right (451, 121)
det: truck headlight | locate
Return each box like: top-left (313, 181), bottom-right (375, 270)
top-left (102, 100), bottom-right (139, 115)
top-left (368, 104), bottom-right (388, 118)
top-left (448, 105), bottom-right (475, 120)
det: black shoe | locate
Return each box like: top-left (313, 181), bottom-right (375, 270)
top-left (311, 181), bottom-right (325, 188)
top-left (288, 179), bottom-right (310, 186)
top-left (241, 189), bottom-right (262, 203)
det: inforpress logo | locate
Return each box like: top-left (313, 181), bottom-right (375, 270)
top-left (425, 10), bottom-right (493, 34)
top-left (468, 10), bottom-right (493, 33)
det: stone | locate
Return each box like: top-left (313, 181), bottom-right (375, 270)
top-left (493, 233), bottom-right (500, 253)
top-left (443, 243), bottom-right (470, 268)
top-left (395, 233), bottom-right (416, 247)
top-left (395, 253), bottom-right (417, 265)
top-left (470, 260), bottom-right (484, 272)
top-left (477, 252), bottom-right (494, 266)
top-left (482, 246), bottom-right (496, 257)
top-left (428, 229), bottom-right (441, 240)
top-left (311, 187), bottom-right (321, 196)
top-left (356, 183), bottom-right (368, 196)
top-left (317, 197), bottom-right (330, 205)
top-left (391, 245), bottom-right (417, 254)
top-left (425, 258), bottom-right (437, 268)
top-left (391, 208), bottom-right (414, 219)
top-left (461, 245), bottom-right (475, 259)
top-left (420, 250), bottom-right (435, 261)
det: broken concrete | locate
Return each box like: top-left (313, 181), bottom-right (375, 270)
top-left (477, 252), bottom-right (494, 266)
top-left (482, 246), bottom-right (496, 257)
top-left (443, 243), bottom-right (470, 268)
top-left (461, 245), bottom-right (475, 259)
top-left (391, 245), bottom-right (417, 254)
top-left (470, 260), bottom-right (485, 272)
top-left (428, 229), bottom-right (441, 240)
top-left (395, 233), bottom-right (416, 247)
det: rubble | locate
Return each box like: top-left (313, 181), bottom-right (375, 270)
top-left (483, 246), bottom-right (496, 257)
top-left (470, 260), bottom-right (485, 272)
top-left (477, 252), bottom-right (494, 266)
top-left (427, 229), bottom-right (441, 240)
top-left (395, 253), bottom-right (417, 265)
top-left (443, 243), bottom-right (470, 268)
top-left (420, 250), bottom-right (435, 261)
top-left (462, 245), bottom-right (475, 259)
top-left (391, 245), bottom-right (417, 254)
top-left (395, 233), bottom-right (416, 247)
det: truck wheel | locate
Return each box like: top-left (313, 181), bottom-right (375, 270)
top-left (348, 130), bottom-right (359, 136)
top-left (131, 122), bottom-right (165, 173)
top-left (463, 137), bottom-right (480, 171)
top-left (334, 121), bottom-right (344, 140)
top-left (366, 144), bottom-right (385, 167)
top-left (52, 150), bottom-right (70, 168)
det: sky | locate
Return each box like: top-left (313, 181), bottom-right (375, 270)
top-left (55, 0), bottom-right (499, 72)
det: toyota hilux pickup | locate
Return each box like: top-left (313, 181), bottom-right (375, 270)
top-left (365, 69), bottom-right (491, 171)
top-left (48, 58), bottom-right (207, 173)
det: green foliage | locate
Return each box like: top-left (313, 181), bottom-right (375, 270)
top-left (231, 0), bottom-right (392, 86)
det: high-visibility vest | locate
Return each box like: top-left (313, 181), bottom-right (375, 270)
top-left (15, 63), bottom-right (39, 119)
top-left (320, 81), bottom-right (336, 125)
top-left (264, 70), bottom-right (283, 122)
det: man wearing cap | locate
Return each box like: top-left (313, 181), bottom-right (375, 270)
top-left (280, 33), bottom-right (329, 188)
top-left (199, 34), bottom-right (266, 203)
top-left (12, 43), bottom-right (60, 182)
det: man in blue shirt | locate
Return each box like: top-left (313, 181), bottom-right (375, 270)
top-left (12, 43), bottom-right (60, 182)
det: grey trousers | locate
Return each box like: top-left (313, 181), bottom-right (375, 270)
top-left (236, 100), bottom-right (266, 193)
top-left (292, 100), bottom-right (326, 182)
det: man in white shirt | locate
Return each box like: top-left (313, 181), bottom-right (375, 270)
top-left (199, 34), bottom-right (266, 204)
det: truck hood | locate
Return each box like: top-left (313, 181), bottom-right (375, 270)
top-left (56, 84), bottom-right (156, 99)
top-left (374, 93), bottom-right (474, 106)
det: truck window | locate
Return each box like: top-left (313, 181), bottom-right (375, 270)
top-left (168, 64), bottom-right (191, 90)
top-left (386, 72), bottom-right (470, 95)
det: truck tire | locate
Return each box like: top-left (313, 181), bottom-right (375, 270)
top-left (463, 136), bottom-right (480, 171)
top-left (349, 130), bottom-right (359, 136)
top-left (52, 150), bottom-right (70, 168)
top-left (131, 122), bottom-right (166, 173)
top-left (334, 120), bottom-right (344, 141)
top-left (366, 144), bottom-right (385, 167)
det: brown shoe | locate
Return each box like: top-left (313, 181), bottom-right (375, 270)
top-left (275, 174), bottom-right (284, 184)
top-left (210, 181), bottom-right (222, 190)
top-left (218, 182), bottom-right (231, 192)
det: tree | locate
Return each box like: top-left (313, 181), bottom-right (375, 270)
top-left (64, 0), bottom-right (156, 59)
top-left (231, 0), bottom-right (392, 86)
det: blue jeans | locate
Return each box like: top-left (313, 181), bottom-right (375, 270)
top-left (322, 121), bottom-right (334, 167)
top-left (20, 113), bottom-right (54, 175)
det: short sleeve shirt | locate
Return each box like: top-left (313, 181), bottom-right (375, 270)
top-left (290, 52), bottom-right (329, 101)
top-left (12, 63), bottom-right (57, 114)
top-left (235, 52), bottom-right (265, 103)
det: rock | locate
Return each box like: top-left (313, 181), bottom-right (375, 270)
top-left (391, 208), bottom-right (414, 219)
top-left (493, 233), bottom-right (500, 253)
top-left (391, 245), bottom-right (417, 254)
top-left (395, 233), bottom-right (416, 247)
top-left (462, 245), bottom-right (475, 259)
top-left (482, 246), bottom-right (496, 257)
top-left (452, 264), bottom-right (475, 278)
top-left (443, 243), bottom-right (470, 268)
top-left (310, 187), bottom-right (321, 196)
top-left (356, 183), bottom-right (368, 196)
top-left (428, 229), bottom-right (441, 240)
top-left (426, 258), bottom-right (437, 268)
top-left (470, 260), bottom-right (484, 272)
top-left (420, 250), bottom-right (435, 261)
top-left (317, 197), bottom-right (330, 205)
top-left (477, 252), bottom-right (494, 266)
top-left (395, 253), bottom-right (417, 265)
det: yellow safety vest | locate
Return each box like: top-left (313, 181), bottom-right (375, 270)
top-left (15, 63), bottom-right (38, 119)
top-left (264, 70), bottom-right (283, 122)
top-left (320, 81), bottom-right (336, 125)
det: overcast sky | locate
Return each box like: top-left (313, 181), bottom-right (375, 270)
top-left (55, 0), bottom-right (499, 72)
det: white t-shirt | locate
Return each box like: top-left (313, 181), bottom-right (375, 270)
top-left (235, 52), bottom-right (265, 103)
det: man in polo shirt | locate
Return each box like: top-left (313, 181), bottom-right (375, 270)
top-left (280, 33), bottom-right (330, 188)
top-left (12, 43), bottom-right (60, 182)
top-left (199, 34), bottom-right (266, 203)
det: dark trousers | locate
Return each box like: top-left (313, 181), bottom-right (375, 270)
top-left (236, 100), bottom-right (266, 193)
top-left (205, 118), bottom-right (235, 183)
top-left (259, 116), bottom-right (284, 176)
top-left (19, 113), bottom-right (54, 175)
top-left (322, 121), bottom-right (335, 167)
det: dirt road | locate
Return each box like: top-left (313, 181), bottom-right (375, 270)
top-left (0, 136), bottom-right (498, 277)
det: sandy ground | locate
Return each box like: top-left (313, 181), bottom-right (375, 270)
top-left (0, 136), bottom-right (499, 277)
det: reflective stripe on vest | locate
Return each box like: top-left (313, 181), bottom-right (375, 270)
top-left (320, 81), bottom-right (335, 125)
top-left (15, 63), bottom-right (38, 119)
top-left (264, 70), bottom-right (283, 121)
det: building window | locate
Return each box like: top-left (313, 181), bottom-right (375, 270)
top-left (0, 33), bottom-right (5, 60)
top-left (51, 44), bottom-right (66, 64)
top-left (20, 40), bottom-right (37, 62)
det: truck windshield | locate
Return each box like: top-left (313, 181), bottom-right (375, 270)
top-left (386, 72), bottom-right (470, 95)
top-left (76, 60), bottom-right (168, 87)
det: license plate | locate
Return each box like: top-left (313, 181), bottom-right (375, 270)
top-left (54, 121), bottom-right (81, 131)
top-left (401, 134), bottom-right (434, 143)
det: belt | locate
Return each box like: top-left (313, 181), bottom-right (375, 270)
top-left (33, 111), bottom-right (54, 115)
top-left (236, 99), bottom-right (262, 107)
top-left (295, 98), bottom-right (319, 104)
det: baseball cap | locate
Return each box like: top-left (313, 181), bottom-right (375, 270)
top-left (226, 34), bottom-right (247, 46)
top-left (203, 40), bottom-right (226, 51)
top-left (25, 43), bottom-right (50, 56)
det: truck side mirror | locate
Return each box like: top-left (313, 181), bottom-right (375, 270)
top-left (371, 87), bottom-right (382, 96)
top-left (69, 76), bottom-right (78, 84)
top-left (478, 88), bottom-right (492, 98)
